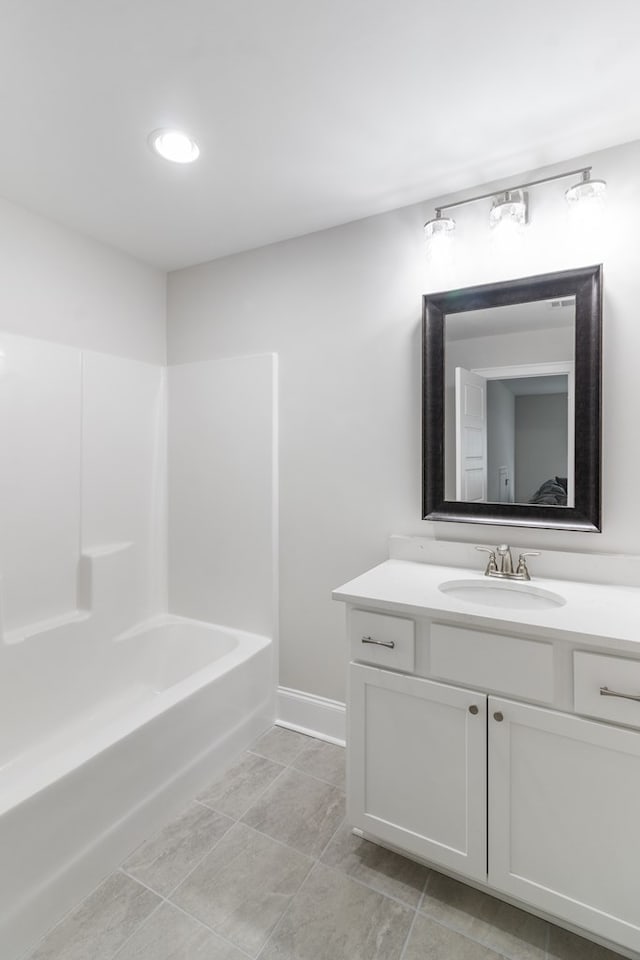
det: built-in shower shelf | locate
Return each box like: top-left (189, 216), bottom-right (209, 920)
top-left (1, 541), bottom-right (141, 646)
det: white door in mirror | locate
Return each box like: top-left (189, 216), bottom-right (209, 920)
top-left (455, 366), bottom-right (487, 501)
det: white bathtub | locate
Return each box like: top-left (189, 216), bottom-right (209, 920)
top-left (0, 614), bottom-right (273, 960)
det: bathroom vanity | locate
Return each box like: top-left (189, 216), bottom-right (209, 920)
top-left (333, 547), bottom-right (640, 958)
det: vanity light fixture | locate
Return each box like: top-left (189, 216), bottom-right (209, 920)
top-left (489, 189), bottom-right (527, 229)
top-left (423, 208), bottom-right (456, 239)
top-left (424, 166), bottom-right (606, 242)
top-left (565, 168), bottom-right (607, 205)
top-left (148, 129), bottom-right (200, 164)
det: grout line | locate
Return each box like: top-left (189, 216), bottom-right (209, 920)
top-left (16, 869), bottom-right (134, 960)
top-left (228, 818), bottom-right (330, 864)
top-left (414, 892), bottom-right (552, 960)
top-left (255, 814), bottom-right (348, 960)
top-left (247, 751), bottom-right (346, 794)
top-left (398, 904), bottom-right (421, 960)
top-left (283, 763), bottom-right (346, 793)
top-left (246, 747), bottom-right (346, 793)
top-left (166, 900), bottom-right (255, 959)
top-left (316, 858), bottom-right (430, 914)
top-left (153, 822), bottom-right (234, 901)
top-left (119, 808), bottom-right (237, 903)
top-left (254, 856), bottom-right (318, 960)
top-left (314, 814), bottom-right (348, 864)
top-left (247, 744), bottom-right (307, 766)
top-left (416, 867), bottom-right (433, 919)
top-left (193, 796), bottom-right (238, 819)
top-left (112, 871), bottom-right (254, 960)
top-left (197, 751), bottom-right (291, 821)
top-left (109, 899), bottom-right (165, 960)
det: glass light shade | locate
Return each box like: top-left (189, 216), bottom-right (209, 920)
top-left (149, 129), bottom-right (200, 163)
top-left (489, 190), bottom-right (527, 229)
top-left (424, 214), bottom-right (456, 240)
top-left (565, 176), bottom-right (607, 205)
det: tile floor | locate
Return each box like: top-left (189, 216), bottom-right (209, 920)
top-left (24, 727), bottom-right (627, 960)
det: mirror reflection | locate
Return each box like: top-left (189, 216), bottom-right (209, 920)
top-left (444, 298), bottom-right (575, 507)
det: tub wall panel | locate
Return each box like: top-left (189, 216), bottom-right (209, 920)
top-left (0, 333), bottom-right (82, 633)
top-left (81, 352), bottom-right (167, 620)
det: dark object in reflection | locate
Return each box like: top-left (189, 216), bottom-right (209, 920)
top-left (529, 476), bottom-right (568, 506)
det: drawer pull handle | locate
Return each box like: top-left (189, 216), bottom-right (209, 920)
top-left (361, 635), bottom-right (395, 650)
top-left (600, 686), bottom-right (640, 703)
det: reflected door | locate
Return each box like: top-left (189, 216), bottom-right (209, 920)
top-left (455, 367), bottom-right (487, 501)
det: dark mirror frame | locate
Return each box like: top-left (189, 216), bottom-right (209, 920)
top-left (422, 264), bottom-right (602, 532)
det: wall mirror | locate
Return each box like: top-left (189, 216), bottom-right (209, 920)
top-left (422, 265), bottom-right (602, 531)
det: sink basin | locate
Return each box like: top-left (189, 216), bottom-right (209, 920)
top-left (438, 578), bottom-right (566, 610)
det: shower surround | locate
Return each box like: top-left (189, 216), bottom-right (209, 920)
top-left (0, 334), bottom-right (277, 959)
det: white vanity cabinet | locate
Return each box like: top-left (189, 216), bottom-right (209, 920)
top-left (344, 599), bottom-right (640, 957)
top-left (349, 663), bottom-right (487, 880)
top-left (489, 697), bottom-right (640, 952)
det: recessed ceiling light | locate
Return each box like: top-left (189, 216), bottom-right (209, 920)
top-left (148, 129), bottom-right (200, 164)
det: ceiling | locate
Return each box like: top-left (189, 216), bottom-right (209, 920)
top-left (2, 0), bottom-right (640, 271)
top-left (448, 299), bottom-right (575, 341)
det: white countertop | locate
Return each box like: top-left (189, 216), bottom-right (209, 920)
top-left (332, 559), bottom-right (640, 654)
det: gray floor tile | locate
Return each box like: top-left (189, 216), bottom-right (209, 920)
top-left (198, 752), bottom-right (284, 819)
top-left (241, 767), bottom-right (344, 858)
top-left (114, 902), bottom-right (248, 960)
top-left (170, 822), bottom-right (312, 958)
top-left (259, 861), bottom-right (414, 960)
top-left (320, 821), bottom-right (427, 907)
top-left (291, 738), bottom-right (346, 789)
top-left (421, 871), bottom-right (547, 960)
top-left (249, 726), bottom-right (311, 765)
top-left (547, 925), bottom-right (627, 960)
top-left (27, 872), bottom-right (160, 960)
top-left (404, 913), bottom-right (505, 960)
top-left (122, 802), bottom-right (234, 896)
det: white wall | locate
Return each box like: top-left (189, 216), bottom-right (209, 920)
top-left (0, 195), bottom-right (166, 363)
top-left (515, 393), bottom-right (568, 502)
top-left (167, 354), bottom-right (277, 640)
top-left (167, 138), bottom-right (640, 704)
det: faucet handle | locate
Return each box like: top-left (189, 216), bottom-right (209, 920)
top-left (476, 545), bottom-right (498, 575)
top-left (516, 551), bottom-right (541, 580)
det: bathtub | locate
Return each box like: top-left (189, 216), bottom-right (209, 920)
top-left (0, 614), bottom-right (274, 960)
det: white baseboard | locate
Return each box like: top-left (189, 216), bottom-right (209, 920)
top-left (276, 686), bottom-right (346, 746)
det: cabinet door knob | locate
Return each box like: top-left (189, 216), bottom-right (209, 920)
top-left (468, 704), bottom-right (479, 715)
top-left (493, 711), bottom-right (504, 722)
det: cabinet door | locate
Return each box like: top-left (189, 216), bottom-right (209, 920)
top-left (348, 663), bottom-right (487, 881)
top-left (489, 697), bottom-right (640, 954)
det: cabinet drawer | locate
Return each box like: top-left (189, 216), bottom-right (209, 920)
top-left (350, 610), bottom-right (415, 671)
top-left (574, 651), bottom-right (640, 729)
top-left (430, 622), bottom-right (553, 702)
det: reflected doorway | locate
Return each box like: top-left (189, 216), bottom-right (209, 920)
top-left (454, 361), bottom-right (575, 508)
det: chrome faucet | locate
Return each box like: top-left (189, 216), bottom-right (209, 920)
top-left (476, 544), bottom-right (540, 581)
